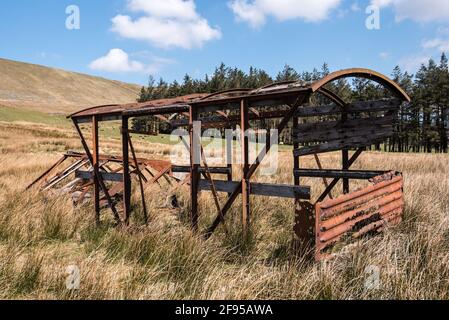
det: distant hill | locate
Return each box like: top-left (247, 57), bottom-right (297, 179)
top-left (0, 58), bottom-right (141, 114)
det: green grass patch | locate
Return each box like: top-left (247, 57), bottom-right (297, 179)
top-left (0, 105), bottom-right (70, 127)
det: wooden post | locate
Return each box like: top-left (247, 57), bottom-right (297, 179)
top-left (226, 126), bottom-right (233, 197)
top-left (342, 149), bottom-right (349, 194)
top-left (341, 102), bottom-right (349, 194)
top-left (122, 116), bottom-right (132, 224)
top-left (189, 106), bottom-right (200, 231)
top-left (240, 99), bottom-right (250, 235)
top-left (293, 117), bottom-right (300, 187)
top-left (92, 116), bottom-right (100, 225)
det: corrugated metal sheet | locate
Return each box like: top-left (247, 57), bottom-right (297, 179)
top-left (315, 172), bottom-right (404, 260)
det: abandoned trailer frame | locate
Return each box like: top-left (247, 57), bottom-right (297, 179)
top-left (28, 68), bottom-right (411, 260)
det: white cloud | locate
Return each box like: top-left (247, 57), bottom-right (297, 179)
top-left (350, 2), bottom-right (360, 12)
top-left (229, 0), bottom-right (342, 29)
top-left (89, 48), bottom-right (173, 74)
top-left (398, 27), bottom-right (449, 73)
top-left (111, 0), bottom-right (221, 49)
top-left (399, 54), bottom-right (430, 72)
top-left (127, 0), bottom-right (198, 20)
top-left (371, 0), bottom-right (449, 22)
top-left (422, 38), bottom-right (449, 53)
top-left (379, 52), bottom-right (390, 59)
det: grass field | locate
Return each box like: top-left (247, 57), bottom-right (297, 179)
top-left (1, 109), bottom-right (449, 300)
top-left (0, 58), bottom-right (140, 114)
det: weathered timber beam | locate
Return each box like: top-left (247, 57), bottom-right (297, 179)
top-left (172, 99), bottom-right (401, 128)
top-left (75, 114), bottom-right (122, 124)
top-left (198, 180), bottom-right (311, 199)
top-left (297, 98), bottom-right (401, 117)
top-left (294, 131), bottom-right (392, 157)
top-left (294, 169), bottom-right (387, 180)
top-left (172, 166), bottom-right (231, 174)
top-left (293, 114), bottom-right (395, 133)
top-left (75, 170), bottom-right (124, 182)
top-left (293, 123), bottom-right (394, 144)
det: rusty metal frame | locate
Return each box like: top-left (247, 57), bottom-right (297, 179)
top-left (73, 119), bottom-right (121, 224)
top-left (25, 68), bottom-right (411, 260)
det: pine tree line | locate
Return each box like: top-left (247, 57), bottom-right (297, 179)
top-left (133, 54), bottom-right (449, 153)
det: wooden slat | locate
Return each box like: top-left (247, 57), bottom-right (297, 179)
top-left (294, 123), bottom-right (393, 144)
top-left (293, 114), bottom-right (395, 134)
top-left (170, 99), bottom-right (401, 128)
top-left (294, 169), bottom-right (387, 179)
top-left (296, 98), bottom-right (401, 117)
top-left (294, 131), bottom-right (393, 156)
top-left (198, 180), bottom-right (310, 199)
top-left (75, 170), bottom-right (123, 182)
top-left (172, 166), bottom-right (231, 174)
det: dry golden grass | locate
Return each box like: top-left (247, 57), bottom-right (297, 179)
top-left (1, 119), bottom-right (449, 300)
top-left (0, 58), bottom-right (140, 114)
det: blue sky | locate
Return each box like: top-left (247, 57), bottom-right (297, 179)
top-left (0, 0), bottom-right (448, 85)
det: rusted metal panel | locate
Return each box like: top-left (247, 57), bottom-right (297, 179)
top-left (294, 201), bottom-right (316, 253)
top-left (315, 172), bottom-right (404, 260)
top-left (69, 94), bottom-right (206, 118)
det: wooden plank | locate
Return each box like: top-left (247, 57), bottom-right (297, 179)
top-left (293, 122), bottom-right (393, 144)
top-left (76, 114), bottom-right (122, 124)
top-left (75, 170), bottom-right (123, 182)
top-left (170, 99), bottom-right (401, 128)
top-left (296, 98), bottom-right (401, 117)
top-left (293, 114), bottom-right (395, 134)
top-left (294, 169), bottom-right (386, 179)
top-left (198, 180), bottom-right (310, 199)
top-left (172, 166), bottom-right (231, 174)
top-left (294, 131), bottom-right (393, 157)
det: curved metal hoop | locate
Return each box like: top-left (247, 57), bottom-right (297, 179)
top-left (311, 68), bottom-right (411, 102)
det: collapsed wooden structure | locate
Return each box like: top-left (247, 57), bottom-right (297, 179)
top-left (26, 151), bottom-right (197, 218)
top-left (31, 68), bottom-right (411, 259)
